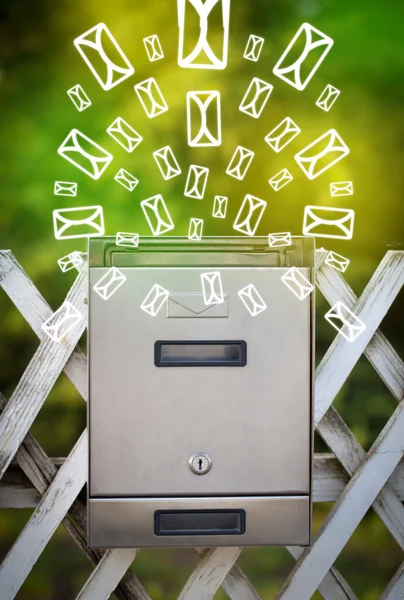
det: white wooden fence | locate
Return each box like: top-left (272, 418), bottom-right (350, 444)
top-left (0, 248), bottom-right (403, 600)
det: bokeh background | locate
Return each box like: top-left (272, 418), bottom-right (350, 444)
top-left (0, 0), bottom-right (403, 598)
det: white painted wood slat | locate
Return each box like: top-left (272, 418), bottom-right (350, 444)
top-left (276, 398), bottom-right (404, 600)
top-left (315, 251), bottom-right (404, 425)
top-left (0, 431), bottom-right (88, 600)
top-left (0, 267), bottom-right (87, 480)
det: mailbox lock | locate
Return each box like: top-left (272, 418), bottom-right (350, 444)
top-left (189, 454), bottom-right (212, 475)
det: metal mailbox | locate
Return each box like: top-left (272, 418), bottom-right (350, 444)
top-left (88, 236), bottom-right (315, 548)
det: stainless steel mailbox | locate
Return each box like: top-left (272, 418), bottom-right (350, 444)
top-left (88, 236), bottom-right (315, 548)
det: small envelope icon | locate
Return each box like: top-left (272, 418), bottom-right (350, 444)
top-left (303, 205), bottom-right (355, 240)
top-left (114, 169), bottom-right (139, 191)
top-left (143, 34), bottom-right (164, 61)
top-left (268, 232), bottom-right (292, 248)
top-left (188, 218), bottom-right (204, 241)
top-left (233, 194), bottom-right (267, 236)
top-left (269, 168), bottom-right (293, 191)
top-left (201, 271), bottom-right (225, 305)
top-left (226, 146), bottom-right (255, 180)
top-left (153, 146), bottom-right (182, 180)
top-left (324, 250), bottom-right (350, 273)
top-left (116, 232), bottom-right (139, 248)
top-left (41, 301), bottom-right (83, 343)
top-left (107, 117), bottom-right (143, 152)
top-left (134, 78), bottom-right (168, 119)
top-left (141, 284), bottom-right (169, 316)
top-left (58, 251), bottom-right (83, 273)
top-left (184, 165), bottom-right (209, 199)
top-left (177, 0), bottom-right (230, 69)
top-left (330, 181), bottom-right (354, 197)
top-left (265, 117), bottom-right (301, 153)
top-left (325, 301), bottom-right (366, 343)
top-left (316, 85), bottom-right (340, 112)
top-left (243, 35), bottom-right (264, 62)
top-left (54, 181), bottom-right (78, 197)
top-left (67, 85), bottom-right (91, 112)
top-left (74, 23), bottom-right (134, 90)
top-left (238, 284), bottom-right (267, 317)
top-left (239, 77), bottom-right (273, 119)
top-left (187, 91), bottom-right (221, 147)
top-left (58, 129), bottom-right (113, 180)
top-left (141, 195), bottom-right (175, 236)
top-left (93, 267), bottom-right (126, 300)
top-left (281, 267), bottom-right (314, 300)
top-left (212, 196), bottom-right (228, 218)
top-left (294, 129), bottom-right (350, 180)
top-left (53, 205), bottom-right (104, 240)
top-left (167, 293), bottom-right (229, 318)
top-left (273, 22), bottom-right (333, 91)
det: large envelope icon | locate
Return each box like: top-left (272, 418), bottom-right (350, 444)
top-left (303, 205), bottom-right (355, 240)
top-left (74, 23), bottom-right (134, 90)
top-left (294, 129), bottom-right (350, 180)
top-left (166, 294), bottom-right (229, 318)
top-left (58, 129), bottom-right (113, 180)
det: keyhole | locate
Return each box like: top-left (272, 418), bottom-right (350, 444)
top-left (198, 458), bottom-right (203, 471)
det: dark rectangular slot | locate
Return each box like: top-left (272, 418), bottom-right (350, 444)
top-left (154, 509), bottom-right (246, 536)
top-left (155, 340), bottom-right (247, 367)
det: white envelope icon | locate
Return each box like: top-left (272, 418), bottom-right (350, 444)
top-left (58, 129), bottom-right (113, 180)
top-left (93, 267), bottom-right (126, 300)
top-left (330, 181), bottom-right (354, 197)
top-left (281, 267), bottom-right (314, 300)
top-left (316, 85), bottom-right (340, 112)
top-left (325, 301), bottom-right (366, 343)
top-left (184, 165), bottom-right (209, 199)
top-left (178, 0), bottom-right (230, 69)
top-left (114, 168), bottom-right (139, 191)
top-left (233, 194), bottom-right (267, 236)
top-left (212, 196), bottom-right (228, 218)
top-left (58, 251), bottom-right (83, 273)
top-left (41, 301), bottom-right (83, 343)
top-left (116, 232), bottom-right (139, 248)
top-left (134, 78), bottom-right (168, 118)
top-left (153, 146), bottom-right (182, 180)
top-left (226, 146), bottom-right (255, 180)
top-left (265, 117), bottom-right (301, 153)
top-left (141, 195), bottom-right (175, 236)
top-left (268, 232), bottom-right (292, 248)
top-left (187, 91), bottom-right (221, 147)
top-left (67, 85), bottom-right (91, 112)
top-left (239, 77), bottom-right (273, 119)
top-left (269, 168), bottom-right (293, 191)
top-left (74, 23), bottom-right (134, 90)
top-left (201, 271), bottom-right (225, 305)
top-left (273, 22), bottom-right (333, 91)
top-left (53, 206), bottom-right (105, 240)
top-left (54, 181), bottom-right (78, 197)
top-left (324, 250), bottom-right (350, 273)
top-left (143, 35), bottom-right (164, 61)
top-left (107, 117), bottom-right (143, 152)
top-left (166, 294), bottom-right (229, 318)
top-left (188, 218), bottom-right (204, 241)
top-left (294, 129), bottom-right (350, 180)
top-left (303, 205), bottom-right (355, 240)
top-left (238, 284), bottom-right (267, 316)
top-left (243, 35), bottom-right (265, 62)
top-left (141, 284), bottom-right (169, 316)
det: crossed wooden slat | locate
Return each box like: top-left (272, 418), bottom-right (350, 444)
top-left (0, 249), bottom-right (403, 600)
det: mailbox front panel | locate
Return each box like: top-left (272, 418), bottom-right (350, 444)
top-left (88, 237), bottom-right (314, 547)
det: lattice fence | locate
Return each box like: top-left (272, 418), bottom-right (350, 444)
top-left (0, 248), bottom-right (403, 600)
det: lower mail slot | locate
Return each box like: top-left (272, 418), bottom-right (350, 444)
top-left (155, 340), bottom-right (247, 367)
top-left (154, 509), bottom-right (246, 536)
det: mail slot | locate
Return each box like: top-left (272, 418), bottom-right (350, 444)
top-left (88, 236), bottom-right (315, 548)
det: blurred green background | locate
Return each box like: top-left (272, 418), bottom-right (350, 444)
top-left (0, 0), bottom-right (403, 598)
